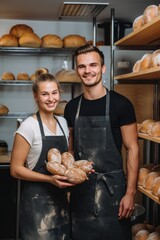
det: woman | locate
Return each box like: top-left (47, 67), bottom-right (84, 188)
top-left (10, 69), bottom-right (74, 240)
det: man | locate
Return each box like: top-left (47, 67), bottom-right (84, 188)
top-left (64, 43), bottom-right (140, 240)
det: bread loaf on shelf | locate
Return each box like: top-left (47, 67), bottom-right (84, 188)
top-left (55, 69), bottom-right (81, 83)
top-left (133, 59), bottom-right (141, 72)
top-left (133, 15), bottom-right (145, 31)
top-left (9, 24), bottom-right (34, 38)
top-left (1, 72), bottom-right (15, 80)
top-left (150, 49), bottom-right (160, 67)
top-left (0, 104), bottom-right (9, 115)
top-left (143, 172), bottom-right (159, 190)
top-left (151, 176), bottom-right (160, 196)
top-left (149, 121), bottom-right (160, 137)
top-left (17, 72), bottom-right (30, 80)
top-left (143, 5), bottom-right (159, 24)
top-left (41, 34), bottom-right (63, 48)
top-left (19, 32), bottom-right (41, 48)
top-left (139, 119), bottom-right (155, 134)
top-left (0, 34), bottom-right (19, 47)
top-left (138, 167), bottom-right (150, 186)
top-left (139, 53), bottom-right (152, 70)
top-left (63, 34), bottom-right (86, 48)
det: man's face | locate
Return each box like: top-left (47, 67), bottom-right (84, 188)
top-left (76, 51), bottom-right (106, 87)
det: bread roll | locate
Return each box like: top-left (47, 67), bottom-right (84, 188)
top-left (133, 59), bottom-right (141, 72)
top-left (47, 148), bottom-right (61, 163)
top-left (1, 72), bottom-right (15, 80)
top-left (0, 104), bottom-right (9, 115)
top-left (55, 69), bottom-right (81, 83)
top-left (64, 168), bottom-right (88, 184)
top-left (46, 161), bottom-right (66, 175)
top-left (133, 15), bottom-right (145, 31)
top-left (139, 119), bottom-right (155, 134)
top-left (41, 34), bottom-right (63, 48)
top-left (63, 34), bottom-right (86, 48)
top-left (74, 160), bottom-right (93, 173)
top-left (147, 231), bottom-right (160, 240)
top-left (143, 172), bottom-right (159, 190)
top-left (151, 176), bottom-right (160, 196)
top-left (61, 152), bottom-right (75, 169)
top-left (139, 53), bottom-right (152, 70)
top-left (149, 122), bottom-right (160, 137)
top-left (30, 73), bottom-right (36, 81)
top-left (138, 167), bottom-right (150, 186)
top-left (0, 34), bottom-right (19, 47)
top-left (143, 5), bottom-right (159, 24)
top-left (54, 101), bottom-right (68, 116)
top-left (17, 72), bottom-right (30, 80)
top-left (132, 223), bottom-right (148, 237)
top-left (150, 49), bottom-right (160, 68)
top-left (9, 24), bottom-right (34, 38)
top-left (135, 229), bottom-right (150, 240)
top-left (19, 32), bottom-right (41, 48)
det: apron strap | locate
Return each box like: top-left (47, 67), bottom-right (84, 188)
top-left (36, 111), bottom-right (45, 137)
top-left (54, 115), bottom-right (68, 143)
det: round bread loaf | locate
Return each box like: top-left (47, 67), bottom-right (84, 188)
top-left (74, 160), bottom-right (93, 173)
top-left (61, 152), bottom-right (75, 169)
top-left (139, 119), bottom-right (155, 134)
top-left (135, 229), bottom-right (150, 240)
top-left (0, 34), bottom-right (19, 47)
top-left (149, 122), bottom-right (160, 137)
top-left (133, 15), bottom-right (145, 31)
top-left (64, 168), bottom-right (88, 184)
top-left (143, 171), bottom-right (159, 190)
top-left (0, 104), bottom-right (9, 115)
top-left (150, 49), bottom-right (160, 68)
top-left (9, 24), bottom-right (34, 38)
top-left (139, 53), bottom-right (152, 70)
top-left (1, 72), bottom-right (15, 80)
top-left (55, 69), bottom-right (81, 83)
top-left (30, 73), bottom-right (36, 81)
top-left (47, 148), bottom-right (62, 163)
top-left (138, 167), bottom-right (150, 186)
top-left (19, 32), bottom-right (41, 48)
top-left (46, 161), bottom-right (66, 176)
top-left (151, 176), bottom-right (160, 196)
top-left (133, 59), bottom-right (141, 72)
top-left (132, 223), bottom-right (148, 237)
top-left (147, 231), bottom-right (160, 240)
top-left (63, 34), bottom-right (86, 48)
top-left (143, 5), bottom-right (159, 24)
top-left (17, 72), bottom-right (30, 80)
top-left (54, 101), bottom-right (68, 116)
top-left (41, 34), bottom-right (63, 48)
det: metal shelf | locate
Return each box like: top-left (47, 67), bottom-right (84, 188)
top-left (0, 112), bottom-right (33, 119)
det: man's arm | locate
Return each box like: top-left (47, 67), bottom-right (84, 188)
top-left (118, 122), bottom-right (140, 219)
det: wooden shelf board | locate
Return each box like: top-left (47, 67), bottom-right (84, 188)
top-left (138, 186), bottom-right (160, 204)
top-left (138, 133), bottom-right (160, 144)
top-left (114, 67), bottom-right (160, 81)
top-left (115, 15), bottom-right (160, 46)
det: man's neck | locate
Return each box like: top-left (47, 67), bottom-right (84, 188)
top-left (83, 84), bottom-right (107, 100)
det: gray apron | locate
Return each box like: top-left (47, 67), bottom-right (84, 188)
top-left (70, 91), bottom-right (132, 240)
top-left (19, 112), bottom-right (70, 240)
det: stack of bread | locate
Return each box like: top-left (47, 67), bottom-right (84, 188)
top-left (138, 163), bottom-right (160, 200)
top-left (138, 119), bottom-right (160, 138)
top-left (133, 4), bottom-right (160, 32)
top-left (46, 148), bottom-right (93, 184)
top-left (132, 222), bottom-right (160, 240)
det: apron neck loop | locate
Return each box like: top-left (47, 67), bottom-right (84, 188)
top-left (36, 111), bottom-right (45, 137)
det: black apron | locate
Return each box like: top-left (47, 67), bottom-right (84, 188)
top-left (19, 112), bottom-right (70, 240)
top-left (70, 91), bottom-right (132, 240)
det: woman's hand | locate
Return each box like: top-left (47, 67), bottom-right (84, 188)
top-left (49, 174), bottom-right (76, 188)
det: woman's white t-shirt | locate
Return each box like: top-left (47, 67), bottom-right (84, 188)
top-left (15, 115), bottom-right (69, 170)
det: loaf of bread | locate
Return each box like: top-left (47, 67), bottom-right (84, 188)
top-left (46, 161), bottom-right (66, 175)
top-left (147, 231), bottom-right (160, 240)
top-left (0, 104), bottom-right (9, 115)
top-left (133, 59), bottom-right (141, 72)
top-left (64, 167), bottom-right (88, 184)
top-left (61, 152), bottom-right (75, 169)
top-left (0, 34), bottom-right (19, 47)
top-left (138, 167), bottom-right (150, 186)
top-left (41, 34), bottom-right (63, 48)
top-left (139, 53), bottom-right (152, 70)
top-left (47, 148), bottom-right (62, 163)
top-left (55, 69), bottom-right (81, 83)
top-left (17, 72), bottom-right (30, 80)
top-left (63, 34), bottom-right (86, 48)
top-left (143, 5), bottom-right (159, 24)
top-left (9, 24), bottom-right (34, 38)
top-left (132, 223), bottom-right (148, 237)
top-left (19, 32), bottom-right (41, 48)
top-left (151, 176), bottom-right (160, 196)
top-left (143, 172), bottom-right (159, 190)
top-left (139, 119), bottom-right (155, 134)
top-left (149, 121), bottom-right (160, 137)
top-left (54, 101), bottom-right (68, 116)
top-left (150, 49), bottom-right (160, 68)
top-left (1, 72), bottom-right (15, 80)
top-left (74, 160), bottom-right (93, 173)
top-left (135, 229), bottom-right (150, 240)
top-left (133, 15), bottom-right (145, 31)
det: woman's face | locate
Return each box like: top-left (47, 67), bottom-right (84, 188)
top-left (34, 81), bottom-right (60, 113)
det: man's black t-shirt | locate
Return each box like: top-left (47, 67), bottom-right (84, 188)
top-left (64, 90), bottom-right (136, 153)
